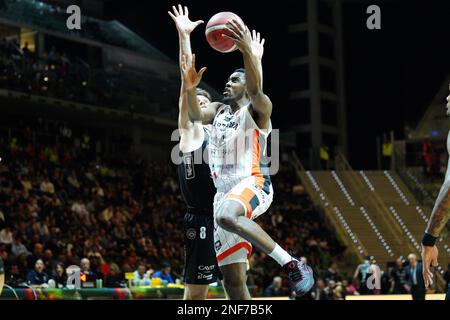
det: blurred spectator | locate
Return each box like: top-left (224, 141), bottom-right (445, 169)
top-left (49, 263), bottom-right (67, 288)
top-left (154, 262), bottom-right (174, 284)
top-left (405, 253), bottom-right (426, 300)
top-left (26, 259), bottom-right (49, 286)
top-left (6, 263), bottom-right (25, 287)
top-left (391, 257), bottom-right (407, 294)
top-left (0, 226), bottom-right (13, 244)
top-left (104, 263), bottom-right (125, 288)
top-left (11, 238), bottom-right (30, 258)
top-left (311, 278), bottom-right (328, 300)
top-left (132, 263), bottom-right (151, 287)
top-left (353, 257), bottom-right (371, 294)
top-left (323, 261), bottom-right (340, 282)
top-left (264, 276), bottom-right (287, 297)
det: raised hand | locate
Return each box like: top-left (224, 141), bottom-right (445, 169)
top-left (421, 244), bottom-right (439, 288)
top-left (250, 29), bottom-right (265, 60)
top-left (180, 53), bottom-right (207, 90)
top-left (223, 19), bottom-right (252, 54)
top-left (168, 4), bottom-right (204, 35)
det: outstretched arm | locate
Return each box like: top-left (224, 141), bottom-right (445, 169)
top-left (224, 21), bottom-right (272, 127)
top-left (421, 134), bottom-right (450, 288)
top-left (168, 5), bottom-right (204, 130)
top-left (181, 54), bottom-right (219, 124)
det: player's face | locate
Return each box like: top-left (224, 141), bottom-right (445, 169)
top-left (223, 72), bottom-right (246, 102)
top-left (197, 95), bottom-right (211, 108)
top-left (446, 84), bottom-right (450, 116)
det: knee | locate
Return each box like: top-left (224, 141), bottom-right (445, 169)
top-left (216, 201), bottom-right (244, 232)
top-left (223, 274), bottom-right (246, 289)
top-left (216, 211), bottom-right (238, 231)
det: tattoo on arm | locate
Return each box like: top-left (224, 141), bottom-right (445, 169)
top-left (426, 186), bottom-right (450, 237)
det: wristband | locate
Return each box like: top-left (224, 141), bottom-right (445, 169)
top-left (421, 232), bottom-right (437, 247)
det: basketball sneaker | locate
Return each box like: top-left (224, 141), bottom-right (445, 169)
top-left (283, 258), bottom-right (314, 297)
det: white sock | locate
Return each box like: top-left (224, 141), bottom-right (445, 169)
top-left (269, 244), bottom-right (292, 266)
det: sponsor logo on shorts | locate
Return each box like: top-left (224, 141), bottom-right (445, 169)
top-left (197, 272), bottom-right (214, 280)
top-left (215, 240), bottom-right (222, 251)
top-left (186, 228), bottom-right (196, 240)
top-left (198, 265), bottom-right (215, 272)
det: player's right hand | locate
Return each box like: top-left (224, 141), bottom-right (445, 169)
top-left (168, 4), bottom-right (204, 35)
top-left (180, 54), bottom-right (207, 90)
top-left (421, 244), bottom-right (439, 288)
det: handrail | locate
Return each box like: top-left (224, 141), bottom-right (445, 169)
top-left (335, 152), bottom-right (407, 248)
top-left (291, 151), bottom-right (367, 264)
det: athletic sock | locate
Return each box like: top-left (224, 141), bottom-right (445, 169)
top-left (268, 244), bottom-right (292, 266)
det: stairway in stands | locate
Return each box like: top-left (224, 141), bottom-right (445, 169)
top-left (292, 153), bottom-right (449, 291)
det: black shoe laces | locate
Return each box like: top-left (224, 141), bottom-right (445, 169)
top-left (288, 262), bottom-right (303, 282)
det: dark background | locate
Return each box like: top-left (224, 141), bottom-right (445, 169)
top-left (104, 0), bottom-right (450, 169)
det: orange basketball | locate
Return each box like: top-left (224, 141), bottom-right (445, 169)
top-left (205, 12), bottom-right (244, 53)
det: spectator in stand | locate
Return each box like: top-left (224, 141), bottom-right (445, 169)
top-left (264, 276), bottom-right (287, 297)
top-left (27, 259), bottom-right (50, 286)
top-left (11, 237), bottom-right (30, 258)
top-left (104, 263), bottom-right (125, 288)
top-left (0, 226), bottom-right (13, 245)
top-left (405, 253), bottom-right (426, 300)
top-left (324, 261), bottom-right (340, 282)
top-left (391, 257), bottom-right (407, 294)
top-left (153, 262), bottom-right (174, 284)
top-left (6, 263), bottom-right (25, 287)
top-left (311, 278), bottom-right (328, 300)
top-left (80, 257), bottom-right (99, 286)
top-left (132, 263), bottom-right (152, 287)
top-left (49, 263), bottom-right (67, 288)
top-left (40, 177), bottom-right (55, 195)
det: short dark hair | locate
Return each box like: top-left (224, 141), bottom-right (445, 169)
top-left (233, 68), bottom-right (245, 75)
top-left (196, 87), bottom-right (212, 101)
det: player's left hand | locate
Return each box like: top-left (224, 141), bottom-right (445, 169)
top-left (180, 53), bottom-right (207, 90)
top-left (250, 30), bottom-right (265, 60)
top-left (223, 19), bottom-right (252, 54)
top-left (421, 244), bottom-right (439, 288)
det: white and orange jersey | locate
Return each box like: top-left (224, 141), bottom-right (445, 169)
top-left (208, 103), bottom-right (272, 191)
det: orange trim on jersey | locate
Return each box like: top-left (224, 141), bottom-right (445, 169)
top-left (251, 129), bottom-right (261, 176)
top-left (254, 175), bottom-right (265, 189)
top-left (225, 188), bottom-right (255, 218)
top-left (217, 241), bottom-right (252, 262)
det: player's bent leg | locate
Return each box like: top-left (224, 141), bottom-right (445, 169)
top-left (220, 263), bottom-right (251, 300)
top-left (216, 195), bottom-right (315, 297)
top-left (184, 284), bottom-right (209, 300)
top-left (216, 199), bottom-right (278, 255)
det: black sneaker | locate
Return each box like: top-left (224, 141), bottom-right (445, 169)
top-left (283, 258), bottom-right (314, 297)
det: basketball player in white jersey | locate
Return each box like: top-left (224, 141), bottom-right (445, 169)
top-left (421, 83), bottom-right (450, 300)
top-left (181, 16), bottom-right (314, 299)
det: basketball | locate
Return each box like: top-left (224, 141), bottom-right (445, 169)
top-left (205, 12), bottom-right (244, 53)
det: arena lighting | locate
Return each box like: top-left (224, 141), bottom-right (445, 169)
top-left (359, 171), bottom-right (375, 191)
top-left (384, 171), bottom-right (410, 205)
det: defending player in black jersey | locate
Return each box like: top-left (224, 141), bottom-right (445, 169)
top-left (169, 5), bottom-right (219, 300)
